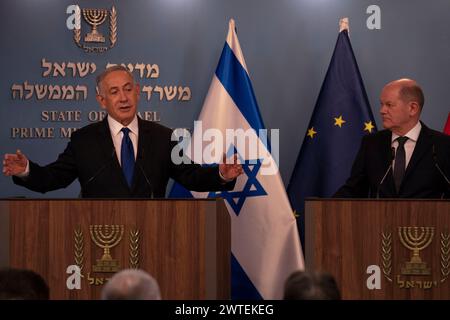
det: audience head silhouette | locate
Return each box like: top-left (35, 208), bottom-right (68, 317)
top-left (101, 269), bottom-right (161, 300)
top-left (0, 268), bottom-right (49, 300)
top-left (283, 270), bottom-right (341, 300)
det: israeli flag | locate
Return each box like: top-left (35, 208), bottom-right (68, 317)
top-left (170, 19), bottom-right (304, 299)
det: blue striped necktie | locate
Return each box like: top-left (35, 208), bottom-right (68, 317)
top-left (121, 127), bottom-right (135, 187)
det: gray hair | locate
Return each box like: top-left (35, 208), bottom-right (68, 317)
top-left (399, 81), bottom-right (425, 110)
top-left (101, 269), bottom-right (161, 300)
top-left (95, 65), bottom-right (135, 94)
top-left (388, 78), bottom-right (425, 110)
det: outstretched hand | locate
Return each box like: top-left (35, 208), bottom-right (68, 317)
top-left (219, 153), bottom-right (244, 181)
top-left (3, 150), bottom-right (28, 176)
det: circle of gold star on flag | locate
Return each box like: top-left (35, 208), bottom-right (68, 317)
top-left (334, 115), bottom-right (346, 128)
top-left (307, 127), bottom-right (317, 138)
top-left (364, 121), bottom-right (375, 133)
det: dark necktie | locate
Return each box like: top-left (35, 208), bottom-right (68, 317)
top-left (121, 127), bottom-right (135, 187)
top-left (393, 136), bottom-right (408, 192)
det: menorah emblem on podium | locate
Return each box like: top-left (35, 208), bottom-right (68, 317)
top-left (90, 225), bottom-right (124, 273)
top-left (82, 8), bottom-right (108, 43)
top-left (398, 226), bottom-right (434, 275)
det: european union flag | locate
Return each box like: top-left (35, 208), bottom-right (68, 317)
top-left (287, 28), bottom-right (377, 246)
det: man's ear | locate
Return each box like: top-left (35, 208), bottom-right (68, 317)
top-left (409, 101), bottom-right (420, 116)
top-left (135, 83), bottom-right (140, 102)
top-left (96, 94), bottom-right (107, 110)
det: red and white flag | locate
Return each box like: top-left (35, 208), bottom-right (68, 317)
top-left (444, 112), bottom-right (450, 135)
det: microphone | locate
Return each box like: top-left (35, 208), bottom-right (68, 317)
top-left (376, 147), bottom-right (395, 198)
top-left (136, 149), bottom-right (153, 198)
top-left (432, 144), bottom-right (450, 190)
top-left (81, 148), bottom-right (116, 197)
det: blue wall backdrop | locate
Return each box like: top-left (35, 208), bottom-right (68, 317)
top-left (1, 0), bottom-right (449, 198)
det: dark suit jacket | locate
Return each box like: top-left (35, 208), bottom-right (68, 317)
top-left (334, 122), bottom-right (450, 198)
top-left (13, 117), bottom-right (235, 198)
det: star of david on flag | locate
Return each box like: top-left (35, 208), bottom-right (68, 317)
top-left (170, 19), bottom-right (304, 299)
top-left (208, 151), bottom-right (267, 216)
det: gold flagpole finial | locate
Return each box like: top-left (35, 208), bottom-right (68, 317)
top-left (339, 17), bottom-right (349, 33)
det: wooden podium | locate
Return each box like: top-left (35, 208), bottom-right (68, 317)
top-left (0, 199), bottom-right (230, 300)
top-left (305, 199), bottom-right (450, 299)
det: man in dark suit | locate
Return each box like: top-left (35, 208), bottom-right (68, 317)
top-left (335, 78), bottom-right (450, 198)
top-left (2, 66), bottom-right (243, 197)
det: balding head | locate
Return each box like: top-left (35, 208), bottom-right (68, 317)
top-left (384, 78), bottom-right (424, 110)
top-left (380, 78), bottom-right (424, 135)
top-left (101, 269), bottom-right (161, 300)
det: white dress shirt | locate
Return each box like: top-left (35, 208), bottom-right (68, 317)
top-left (17, 115), bottom-right (232, 182)
top-left (18, 116), bottom-right (139, 177)
top-left (391, 121), bottom-right (422, 171)
top-left (107, 115), bottom-right (139, 166)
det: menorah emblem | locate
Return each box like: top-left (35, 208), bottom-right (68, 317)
top-left (90, 225), bottom-right (124, 273)
top-left (72, 6), bottom-right (117, 52)
top-left (398, 226), bottom-right (434, 275)
top-left (82, 8), bottom-right (108, 43)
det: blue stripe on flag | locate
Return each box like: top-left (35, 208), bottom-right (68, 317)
top-left (172, 24), bottom-right (302, 299)
top-left (215, 43), bottom-right (265, 133)
top-left (168, 181), bottom-right (193, 198)
top-left (231, 253), bottom-right (262, 300)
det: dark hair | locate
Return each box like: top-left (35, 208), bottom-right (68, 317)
top-left (95, 65), bottom-right (134, 93)
top-left (0, 268), bottom-right (49, 300)
top-left (283, 270), bottom-right (341, 300)
top-left (399, 82), bottom-right (425, 110)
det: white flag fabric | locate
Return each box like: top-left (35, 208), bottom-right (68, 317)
top-left (170, 19), bottom-right (304, 299)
